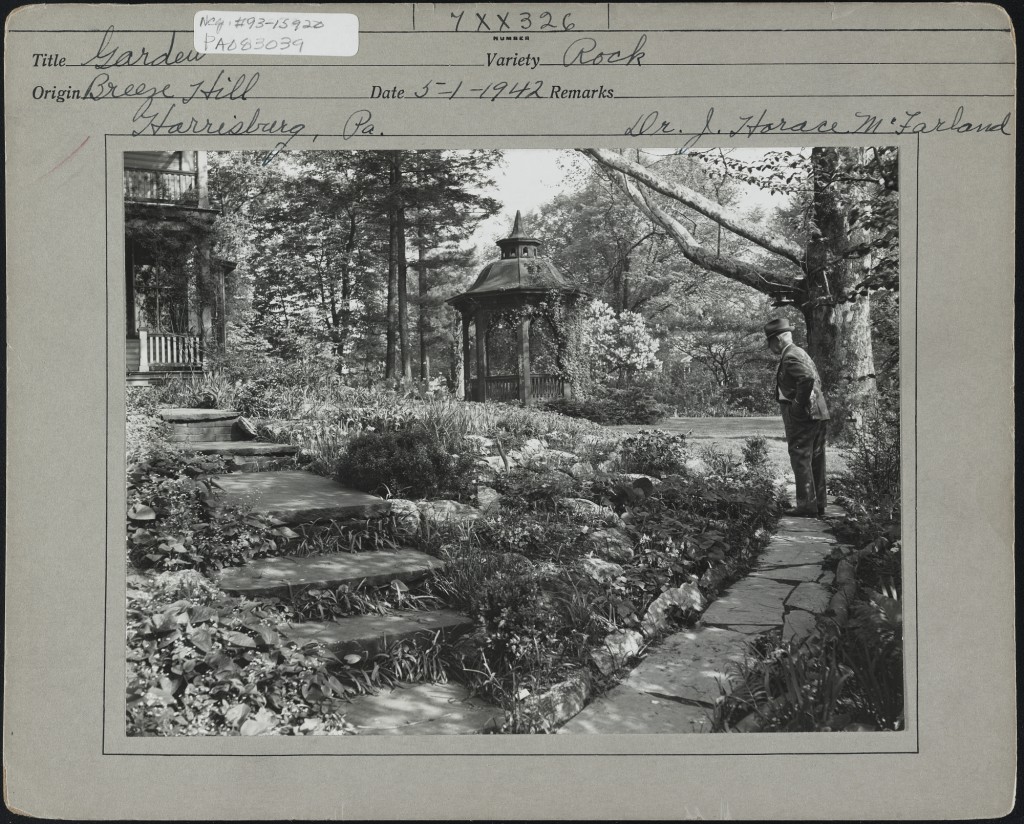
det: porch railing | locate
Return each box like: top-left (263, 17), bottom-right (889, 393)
top-left (138, 329), bottom-right (204, 372)
top-left (124, 168), bottom-right (198, 204)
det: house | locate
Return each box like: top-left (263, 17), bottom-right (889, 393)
top-left (124, 150), bottom-right (234, 384)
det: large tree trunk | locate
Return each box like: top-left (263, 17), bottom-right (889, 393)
top-left (417, 221), bottom-right (429, 381)
top-left (385, 159), bottom-right (398, 380)
top-left (804, 148), bottom-right (878, 434)
top-left (397, 202), bottom-right (412, 385)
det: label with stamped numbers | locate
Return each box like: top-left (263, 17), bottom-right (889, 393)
top-left (194, 11), bottom-right (358, 56)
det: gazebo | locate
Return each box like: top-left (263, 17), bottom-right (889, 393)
top-left (448, 211), bottom-right (581, 405)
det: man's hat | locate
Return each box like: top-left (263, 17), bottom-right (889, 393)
top-left (763, 318), bottom-right (795, 339)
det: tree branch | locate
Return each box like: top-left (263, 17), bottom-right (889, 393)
top-left (582, 148), bottom-right (806, 268)
top-left (605, 168), bottom-right (802, 304)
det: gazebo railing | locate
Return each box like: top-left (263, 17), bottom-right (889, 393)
top-left (530, 375), bottom-right (564, 400)
top-left (473, 374), bottom-right (565, 403)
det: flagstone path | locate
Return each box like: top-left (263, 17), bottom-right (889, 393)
top-left (558, 503), bottom-right (844, 734)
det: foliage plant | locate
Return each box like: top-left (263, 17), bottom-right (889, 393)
top-left (126, 573), bottom-right (354, 736)
top-left (617, 430), bottom-right (689, 477)
top-left (127, 448), bottom-right (285, 574)
top-left (335, 423), bottom-right (478, 500)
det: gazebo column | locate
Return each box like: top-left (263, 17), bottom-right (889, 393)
top-left (461, 312), bottom-right (472, 401)
top-left (474, 309), bottom-right (489, 402)
top-left (518, 315), bottom-right (532, 405)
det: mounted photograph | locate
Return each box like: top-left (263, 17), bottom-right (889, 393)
top-left (122, 145), bottom-right (902, 737)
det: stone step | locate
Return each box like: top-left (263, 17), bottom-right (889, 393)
top-left (183, 441), bottom-right (299, 457)
top-left (283, 609), bottom-right (474, 658)
top-left (161, 408), bottom-right (243, 443)
top-left (338, 682), bottom-right (503, 735)
top-left (211, 470), bottom-right (389, 524)
top-left (218, 549), bottom-right (444, 595)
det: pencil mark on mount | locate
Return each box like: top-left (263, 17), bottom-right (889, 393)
top-left (42, 136), bottom-right (89, 177)
top-left (130, 99), bottom-right (306, 147)
top-left (83, 25), bottom-right (205, 69)
top-left (563, 34), bottom-right (647, 66)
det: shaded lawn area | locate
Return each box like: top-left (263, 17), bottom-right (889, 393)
top-left (611, 416), bottom-right (849, 482)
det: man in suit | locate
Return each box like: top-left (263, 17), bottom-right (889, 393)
top-left (764, 318), bottom-right (830, 518)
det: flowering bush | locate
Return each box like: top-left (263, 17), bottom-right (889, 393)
top-left (579, 299), bottom-right (662, 384)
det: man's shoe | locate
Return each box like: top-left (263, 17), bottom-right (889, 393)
top-left (791, 506), bottom-right (818, 518)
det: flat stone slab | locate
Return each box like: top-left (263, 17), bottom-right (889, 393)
top-left (558, 684), bottom-right (714, 734)
top-left (183, 441), bottom-right (299, 457)
top-left (785, 582), bottom-right (832, 614)
top-left (340, 682), bottom-right (502, 734)
top-left (705, 624), bottom-right (777, 636)
top-left (283, 609), bottom-right (472, 656)
top-left (700, 577), bottom-right (792, 627)
top-left (783, 610), bottom-right (818, 643)
top-left (212, 470), bottom-right (389, 523)
top-left (159, 408), bottom-right (239, 422)
top-left (218, 549), bottom-right (444, 595)
top-left (755, 542), bottom-right (833, 570)
top-left (776, 516), bottom-right (837, 535)
top-left (619, 626), bottom-right (750, 706)
top-left (749, 563), bottom-right (830, 584)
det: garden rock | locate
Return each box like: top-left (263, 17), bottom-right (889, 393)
top-left (463, 434), bottom-right (495, 451)
top-left (580, 556), bottom-right (623, 584)
top-left (569, 461), bottom-right (595, 480)
top-left (479, 455), bottom-right (512, 474)
top-left (591, 629), bottom-right (644, 675)
top-left (543, 449), bottom-right (578, 463)
top-left (388, 499), bottom-right (422, 536)
top-left (586, 527), bottom-right (635, 562)
top-left (684, 456), bottom-right (709, 475)
top-left (476, 486), bottom-right (502, 516)
top-left (561, 498), bottom-right (618, 523)
top-left (418, 499), bottom-right (482, 526)
top-left (640, 583), bottom-right (706, 637)
top-left (622, 473), bottom-right (661, 486)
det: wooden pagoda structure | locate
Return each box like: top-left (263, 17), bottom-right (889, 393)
top-left (448, 211), bottom-right (580, 405)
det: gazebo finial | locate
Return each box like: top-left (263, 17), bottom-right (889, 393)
top-left (511, 209), bottom-right (524, 236)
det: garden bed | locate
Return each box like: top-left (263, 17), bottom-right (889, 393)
top-left (125, 385), bottom-right (782, 735)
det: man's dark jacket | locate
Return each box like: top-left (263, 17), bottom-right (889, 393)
top-left (776, 344), bottom-right (830, 420)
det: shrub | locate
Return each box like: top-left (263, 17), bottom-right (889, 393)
top-left (335, 424), bottom-right (477, 500)
top-left (740, 435), bottom-right (771, 472)
top-left (831, 399), bottom-right (901, 530)
top-left (618, 430), bottom-right (689, 477)
top-left (544, 386), bottom-right (666, 426)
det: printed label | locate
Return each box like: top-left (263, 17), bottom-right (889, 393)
top-left (194, 11), bottom-right (358, 56)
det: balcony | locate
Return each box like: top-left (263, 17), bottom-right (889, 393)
top-left (124, 167), bottom-right (199, 205)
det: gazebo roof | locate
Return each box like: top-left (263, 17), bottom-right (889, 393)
top-left (448, 211), bottom-right (577, 310)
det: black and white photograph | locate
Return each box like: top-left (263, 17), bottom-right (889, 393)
top-left (123, 145), bottom-right (902, 737)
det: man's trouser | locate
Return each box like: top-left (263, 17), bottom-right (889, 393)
top-left (780, 404), bottom-right (828, 513)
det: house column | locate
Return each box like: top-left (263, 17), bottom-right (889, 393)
top-left (198, 236), bottom-right (215, 351)
top-left (474, 309), bottom-right (489, 402)
top-left (461, 311), bottom-right (472, 401)
top-left (518, 314), bottom-right (531, 405)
